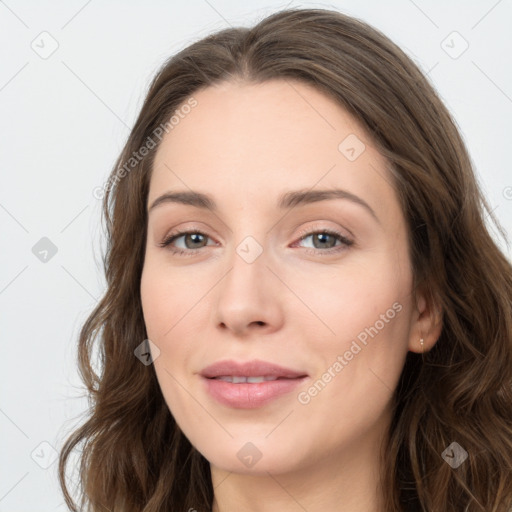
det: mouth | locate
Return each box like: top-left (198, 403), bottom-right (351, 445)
top-left (199, 359), bottom-right (309, 408)
top-left (207, 375), bottom-right (301, 383)
top-left (200, 359), bottom-right (308, 380)
top-left (201, 373), bottom-right (308, 409)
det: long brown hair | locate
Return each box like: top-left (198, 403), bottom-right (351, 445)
top-left (58, 8), bottom-right (512, 511)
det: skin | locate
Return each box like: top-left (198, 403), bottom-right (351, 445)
top-left (140, 79), bottom-right (441, 512)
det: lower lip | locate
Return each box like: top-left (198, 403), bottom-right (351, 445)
top-left (202, 376), bottom-right (308, 409)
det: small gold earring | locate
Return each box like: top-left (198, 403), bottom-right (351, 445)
top-left (420, 338), bottom-right (424, 351)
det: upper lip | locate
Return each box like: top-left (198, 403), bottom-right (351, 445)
top-left (200, 359), bottom-right (308, 379)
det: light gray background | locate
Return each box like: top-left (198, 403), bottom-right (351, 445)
top-left (1, 1), bottom-right (511, 510)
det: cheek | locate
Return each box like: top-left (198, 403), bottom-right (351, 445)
top-left (140, 255), bottom-right (204, 341)
top-left (288, 250), bottom-right (410, 344)
top-left (292, 267), bottom-right (411, 442)
top-left (140, 261), bottom-right (200, 420)
top-left (140, 266), bottom-right (170, 340)
top-left (287, 246), bottom-right (413, 409)
top-left (140, 257), bottom-right (214, 387)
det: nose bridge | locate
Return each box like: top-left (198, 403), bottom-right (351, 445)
top-left (223, 231), bottom-right (268, 295)
top-left (212, 226), bottom-right (283, 334)
top-left (224, 210), bottom-right (271, 273)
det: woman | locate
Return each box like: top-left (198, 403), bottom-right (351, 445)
top-left (58, 7), bottom-right (512, 511)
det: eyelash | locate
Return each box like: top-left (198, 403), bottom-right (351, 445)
top-left (158, 228), bottom-right (354, 257)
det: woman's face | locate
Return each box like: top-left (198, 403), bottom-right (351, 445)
top-left (141, 79), bottom-right (425, 476)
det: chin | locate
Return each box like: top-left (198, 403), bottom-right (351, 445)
top-left (195, 437), bottom-right (304, 475)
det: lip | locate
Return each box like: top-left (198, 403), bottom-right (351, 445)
top-left (200, 359), bottom-right (308, 379)
top-left (200, 359), bottom-right (309, 409)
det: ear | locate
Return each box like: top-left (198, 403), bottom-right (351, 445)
top-left (407, 286), bottom-right (443, 353)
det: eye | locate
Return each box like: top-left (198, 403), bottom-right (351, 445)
top-left (158, 229), bottom-right (216, 256)
top-left (158, 227), bottom-right (354, 257)
top-left (292, 228), bottom-right (353, 255)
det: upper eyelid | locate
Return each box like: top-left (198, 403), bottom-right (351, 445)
top-left (161, 219), bottom-right (353, 239)
top-left (162, 229), bottom-right (215, 245)
top-left (292, 229), bottom-right (353, 248)
top-left (294, 225), bottom-right (352, 241)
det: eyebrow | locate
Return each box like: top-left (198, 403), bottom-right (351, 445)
top-left (148, 188), bottom-right (379, 223)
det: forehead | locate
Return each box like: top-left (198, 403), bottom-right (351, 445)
top-left (149, 79), bottom-right (397, 217)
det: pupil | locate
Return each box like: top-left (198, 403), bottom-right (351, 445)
top-left (187, 233), bottom-right (204, 248)
top-left (315, 233), bottom-right (334, 249)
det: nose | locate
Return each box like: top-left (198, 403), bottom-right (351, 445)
top-left (213, 237), bottom-right (285, 338)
